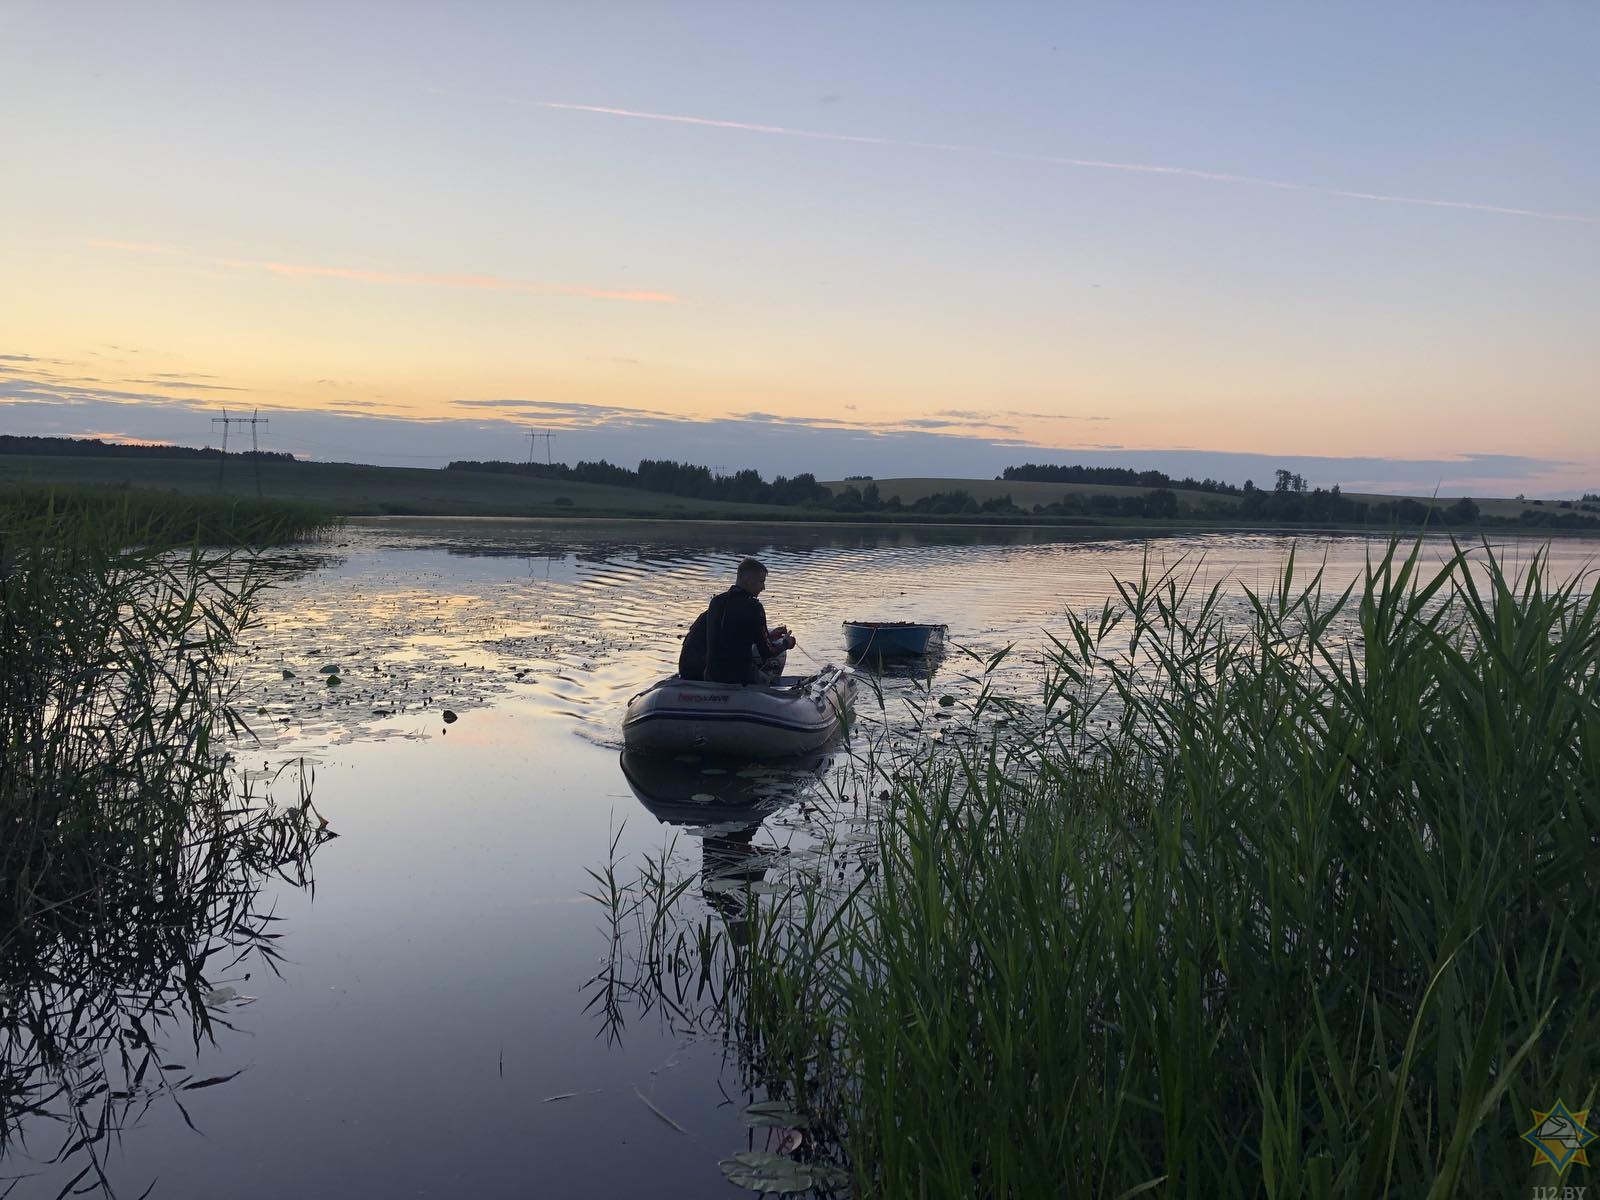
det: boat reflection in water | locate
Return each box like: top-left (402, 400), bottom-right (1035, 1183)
top-left (618, 750), bottom-right (829, 944)
top-left (846, 641), bottom-right (948, 682)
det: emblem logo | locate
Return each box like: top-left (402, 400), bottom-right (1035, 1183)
top-left (1522, 1100), bottom-right (1597, 1177)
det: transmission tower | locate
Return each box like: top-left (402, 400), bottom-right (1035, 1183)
top-left (526, 429), bottom-right (555, 466)
top-left (212, 407), bottom-right (270, 495)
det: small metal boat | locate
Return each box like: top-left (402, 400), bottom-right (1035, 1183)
top-left (842, 620), bottom-right (947, 659)
top-left (622, 666), bottom-right (852, 758)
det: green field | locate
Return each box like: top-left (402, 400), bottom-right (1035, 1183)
top-left (838, 476), bottom-right (1568, 519)
top-left (0, 455), bottom-right (799, 519)
top-left (3, 454), bottom-right (1594, 530)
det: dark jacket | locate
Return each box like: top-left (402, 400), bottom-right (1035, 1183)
top-left (678, 612), bottom-right (708, 680)
top-left (702, 585), bottom-right (774, 684)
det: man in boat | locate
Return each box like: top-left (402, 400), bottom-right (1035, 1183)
top-left (678, 557), bottom-right (797, 684)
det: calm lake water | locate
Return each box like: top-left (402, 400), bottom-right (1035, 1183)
top-left (8, 520), bottom-right (1597, 1198)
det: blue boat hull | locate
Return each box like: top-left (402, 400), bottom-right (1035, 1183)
top-left (843, 622), bottom-right (945, 658)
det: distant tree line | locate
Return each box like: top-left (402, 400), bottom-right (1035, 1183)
top-left (1000, 463), bottom-right (1242, 496)
top-left (1240, 486), bottom-right (1476, 526)
top-left (816, 482), bottom-right (1191, 519)
top-left (0, 435), bottom-right (294, 462)
top-left (446, 458), bottom-right (832, 506)
top-left (446, 456), bottom-right (1600, 529)
top-left (1505, 506), bottom-right (1600, 530)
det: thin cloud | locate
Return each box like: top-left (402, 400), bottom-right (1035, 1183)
top-left (1001, 410), bottom-right (1112, 423)
top-left (935, 407), bottom-right (1108, 424)
top-left (535, 101), bottom-right (1600, 225)
top-left (901, 416), bottom-right (1022, 434)
top-left (89, 241), bottom-right (682, 305)
top-left (730, 408), bottom-right (1027, 435)
top-left (450, 397), bottom-right (685, 422)
top-left (128, 377), bottom-right (246, 392)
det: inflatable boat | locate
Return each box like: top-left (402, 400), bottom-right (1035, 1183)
top-left (622, 666), bottom-right (852, 757)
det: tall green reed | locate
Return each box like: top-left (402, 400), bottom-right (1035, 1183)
top-left (1, 505), bottom-right (333, 1193)
top-left (0, 483), bottom-right (335, 546)
top-left (605, 538), bottom-right (1600, 1198)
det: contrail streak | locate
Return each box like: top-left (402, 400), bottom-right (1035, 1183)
top-left (536, 101), bottom-right (1599, 225)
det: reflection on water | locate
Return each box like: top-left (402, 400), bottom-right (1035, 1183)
top-left (620, 749), bottom-right (830, 826)
top-left (1, 764), bottom-right (331, 1196)
top-left (596, 750), bottom-right (832, 1037)
top-left (236, 521), bottom-right (1596, 761)
top-left (847, 642), bottom-right (949, 681)
top-left (9, 520), bottom-right (1588, 1198)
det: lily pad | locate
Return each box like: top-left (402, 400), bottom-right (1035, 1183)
top-left (201, 985), bottom-right (255, 1006)
top-left (325, 675), bottom-right (341, 686)
top-left (938, 695), bottom-right (956, 707)
top-left (281, 669), bottom-right (295, 680)
top-left (319, 664), bottom-right (340, 674)
top-left (717, 1152), bottom-right (812, 1193)
top-left (741, 1100), bottom-right (810, 1128)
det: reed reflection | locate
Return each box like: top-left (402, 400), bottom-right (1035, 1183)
top-left (0, 765), bottom-right (333, 1195)
top-left (1, 512), bottom-right (335, 1196)
top-left (627, 752), bottom-right (828, 941)
top-left (586, 752), bottom-right (829, 1041)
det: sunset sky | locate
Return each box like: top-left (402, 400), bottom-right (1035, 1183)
top-left (3, 2), bottom-right (1596, 494)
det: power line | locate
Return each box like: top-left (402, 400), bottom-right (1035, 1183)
top-left (211, 407), bottom-right (270, 495)
top-left (526, 429), bottom-right (555, 466)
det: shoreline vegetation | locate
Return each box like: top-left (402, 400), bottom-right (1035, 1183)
top-left (600, 540), bottom-right (1600, 1196)
top-left (2, 437), bottom-right (1598, 535)
top-left (0, 481), bottom-right (335, 546)
top-left (0, 498), bottom-right (333, 1189)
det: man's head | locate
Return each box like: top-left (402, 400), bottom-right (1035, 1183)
top-left (735, 557), bottom-right (768, 596)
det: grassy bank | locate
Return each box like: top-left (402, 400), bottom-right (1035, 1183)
top-left (0, 481), bottom-right (336, 545)
top-left (0, 452), bottom-right (798, 520)
top-left (611, 541), bottom-right (1600, 1196)
top-left (8, 454), bottom-right (1596, 536)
